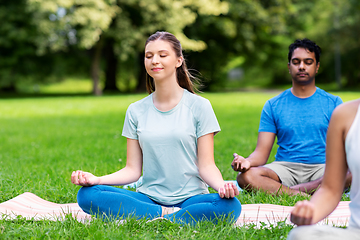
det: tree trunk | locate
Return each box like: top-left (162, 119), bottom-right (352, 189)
top-left (136, 52), bottom-right (147, 92)
top-left (0, 82), bottom-right (16, 92)
top-left (91, 38), bottom-right (103, 96)
top-left (103, 38), bottom-right (120, 92)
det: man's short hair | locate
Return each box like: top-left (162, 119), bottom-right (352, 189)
top-left (288, 38), bottom-right (321, 64)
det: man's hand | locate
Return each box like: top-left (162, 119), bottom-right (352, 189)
top-left (218, 182), bottom-right (240, 198)
top-left (71, 170), bottom-right (100, 186)
top-left (231, 153), bottom-right (251, 172)
top-left (290, 200), bottom-right (315, 226)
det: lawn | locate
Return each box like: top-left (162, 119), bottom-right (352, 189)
top-left (0, 91), bottom-right (359, 239)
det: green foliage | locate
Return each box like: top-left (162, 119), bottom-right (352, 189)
top-left (185, 0), bottom-right (296, 90)
top-left (0, 0), bottom-right (45, 89)
top-left (0, 0), bottom-right (94, 90)
top-left (27, 0), bottom-right (119, 52)
top-left (23, 0), bottom-right (230, 56)
top-left (106, 0), bottom-right (229, 54)
top-left (185, 0), bottom-right (360, 90)
top-left (2, 0), bottom-right (360, 93)
top-left (5, 0), bottom-right (230, 93)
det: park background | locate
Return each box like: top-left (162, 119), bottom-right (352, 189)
top-left (1, 0), bottom-right (360, 95)
top-left (1, 0), bottom-right (360, 239)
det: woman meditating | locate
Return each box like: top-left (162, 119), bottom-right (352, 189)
top-left (71, 31), bottom-right (241, 225)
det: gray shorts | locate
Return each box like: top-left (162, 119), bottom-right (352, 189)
top-left (263, 161), bottom-right (325, 187)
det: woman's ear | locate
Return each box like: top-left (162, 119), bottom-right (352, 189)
top-left (176, 56), bottom-right (184, 68)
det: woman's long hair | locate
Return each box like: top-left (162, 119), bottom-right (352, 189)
top-left (144, 31), bottom-right (198, 94)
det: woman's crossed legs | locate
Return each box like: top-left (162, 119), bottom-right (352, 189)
top-left (77, 185), bottom-right (241, 225)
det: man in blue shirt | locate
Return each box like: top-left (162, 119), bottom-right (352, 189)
top-left (232, 38), bottom-right (352, 195)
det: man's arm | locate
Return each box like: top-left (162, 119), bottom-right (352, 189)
top-left (232, 132), bottom-right (276, 172)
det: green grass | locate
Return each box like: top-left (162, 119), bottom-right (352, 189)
top-left (16, 78), bottom-right (95, 94)
top-left (1, 91), bottom-right (359, 239)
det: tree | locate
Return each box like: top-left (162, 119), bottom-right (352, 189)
top-left (285, 0), bottom-right (360, 88)
top-left (316, 0), bottom-right (360, 88)
top-left (0, 0), bottom-right (52, 91)
top-left (184, 0), bottom-right (296, 90)
top-left (26, 0), bottom-right (119, 95)
top-left (4, 0), bottom-right (359, 93)
top-left (100, 0), bottom-right (230, 92)
top-left (20, 0), bottom-right (228, 94)
top-left (0, 0), bottom-right (97, 93)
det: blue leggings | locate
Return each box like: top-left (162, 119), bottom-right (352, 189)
top-left (77, 185), bottom-right (242, 225)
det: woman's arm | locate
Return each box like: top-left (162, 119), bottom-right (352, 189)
top-left (71, 138), bottom-right (143, 186)
top-left (291, 102), bottom-right (355, 225)
top-left (198, 133), bottom-right (239, 198)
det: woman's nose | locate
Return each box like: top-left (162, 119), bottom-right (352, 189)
top-left (152, 55), bottom-right (160, 64)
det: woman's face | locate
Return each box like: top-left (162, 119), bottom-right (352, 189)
top-left (144, 39), bottom-right (183, 82)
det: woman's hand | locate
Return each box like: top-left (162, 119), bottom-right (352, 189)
top-left (290, 200), bottom-right (315, 226)
top-left (218, 182), bottom-right (239, 198)
top-left (71, 170), bottom-right (100, 186)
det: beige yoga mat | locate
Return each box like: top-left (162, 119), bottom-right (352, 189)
top-left (0, 192), bottom-right (91, 222)
top-left (0, 192), bottom-right (351, 226)
top-left (236, 201), bottom-right (350, 227)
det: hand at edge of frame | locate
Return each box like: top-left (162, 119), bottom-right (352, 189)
top-left (290, 200), bottom-right (315, 226)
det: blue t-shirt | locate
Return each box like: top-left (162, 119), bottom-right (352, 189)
top-left (122, 89), bottom-right (221, 205)
top-left (259, 88), bottom-right (342, 164)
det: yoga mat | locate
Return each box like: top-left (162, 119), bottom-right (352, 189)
top-left (236, 201), bottom-right (350, 227)
top-left (0, 192), bottom-right (91, 222)
top-left (0, 192), bottom-right (350, 227)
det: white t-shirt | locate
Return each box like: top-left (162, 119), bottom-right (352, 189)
top-left (122, 89), bottom-right (221, 205)
top-left (345, 103), bottom-right (360, 228)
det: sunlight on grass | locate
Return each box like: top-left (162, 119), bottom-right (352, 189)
top-left (39, 78), bottom-right (95, 94)
top-left (0, 94), bottom-right (146, 118)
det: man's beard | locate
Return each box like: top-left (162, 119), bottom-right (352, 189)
top-left (293, 74), bottom-right (315, 86)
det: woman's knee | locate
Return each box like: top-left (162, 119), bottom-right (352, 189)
top-left (77, 186), bottom-right (99, 210)
top-left (217, 196), bottom-right (242, 220)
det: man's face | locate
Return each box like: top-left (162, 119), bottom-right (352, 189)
top-left (288, 47), bottom-right (320, 85)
